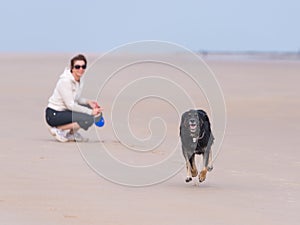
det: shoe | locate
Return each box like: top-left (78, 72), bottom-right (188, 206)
top-left (66, 132), bottom-right (75, 142)
top-left (54, 129), bottom-right (68, 143)
top-left (49, 127), bottom-right (57, 136)
top-left (73, 132), bottom-right (89, 142)
top-left (66, 131), bottom-right (88, 142)
top-left (49, 127), bottom-right (68, 142)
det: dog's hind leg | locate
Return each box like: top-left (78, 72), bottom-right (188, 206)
top-left (207, 149), bottom-right (213, 172)
top-left (191, 155), bottom-right (198, 177)
top-left (207, 135), bottom-right (214, 172)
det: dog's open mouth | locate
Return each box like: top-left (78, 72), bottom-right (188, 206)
top-left (189, 122), bottom-right (197, 133)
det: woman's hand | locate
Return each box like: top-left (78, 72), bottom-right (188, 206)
top-left (92, 107), bottom-right (102, 116)
top-left (88, 100), bottom-right (100, 109)
top-left (88, 100), bottom-right (103, 116)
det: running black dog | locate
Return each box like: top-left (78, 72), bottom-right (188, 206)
top-left (180, 109), bottom-right (214, 183)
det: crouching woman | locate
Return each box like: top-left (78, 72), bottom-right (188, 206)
top-left (45, 54), bottom-right (102, 142)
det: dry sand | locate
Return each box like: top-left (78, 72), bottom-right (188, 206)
top-left (0, 53), bottom-right (299, 225)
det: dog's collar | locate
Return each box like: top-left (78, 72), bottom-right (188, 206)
top-left (191, 130), bottom-right (205, 142)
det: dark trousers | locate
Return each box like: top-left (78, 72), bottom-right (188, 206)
top-left (45, 107), bottom-right (94, 130)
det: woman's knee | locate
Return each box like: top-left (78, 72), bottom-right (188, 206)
top-left (79, 116), bottom-right (94, 130)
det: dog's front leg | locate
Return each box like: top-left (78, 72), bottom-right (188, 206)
top-left (199, 168), bottom-right (207, 183)
top-left (185, 160), bottom-right (192, 182)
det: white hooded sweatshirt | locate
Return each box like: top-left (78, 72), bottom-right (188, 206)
top-left (47, 68), bottom-right (93, 115)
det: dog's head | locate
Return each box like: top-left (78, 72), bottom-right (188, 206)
top-left (181, 109), bottom-right (201, 134)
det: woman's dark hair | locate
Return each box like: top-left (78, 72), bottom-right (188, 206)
top-left (70, 54), bottom-right (87, 72)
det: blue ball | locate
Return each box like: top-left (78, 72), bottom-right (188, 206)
top-left (95, 115), bottom-right (105, 127)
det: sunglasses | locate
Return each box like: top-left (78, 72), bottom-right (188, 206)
top-left (74, 65), bottom-right (87, 70)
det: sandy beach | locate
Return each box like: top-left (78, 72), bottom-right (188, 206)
top-left (0, 53), bottom-right (299, 225)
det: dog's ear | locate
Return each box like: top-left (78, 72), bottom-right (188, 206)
top-left (197, 110), bottom-right (209, 121)
top-left (180, 113), bottom-right (185, 127)
top-left (203, 115), bottom-right (209, 121)
top-left (180, 112), bottom-right (189, 127)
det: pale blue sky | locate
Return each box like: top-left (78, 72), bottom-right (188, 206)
top-left (1, 0), bottom-right (299, 52)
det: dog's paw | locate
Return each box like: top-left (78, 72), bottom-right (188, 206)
top-left (199, 169), bottom-right (207, 182)
top-left (191, 169), bottom-right (198, 177)
top-left (207, 165), bottom-right (213, 172)
top-left (185, 177), bottom-right (192, 183)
